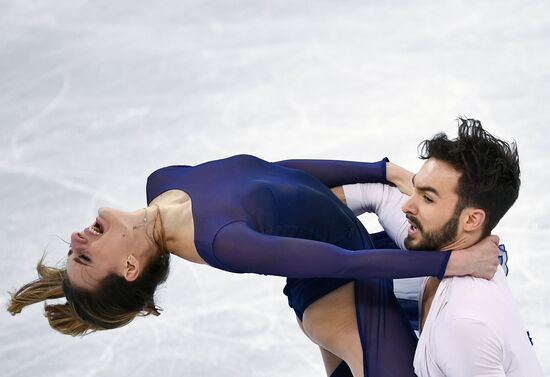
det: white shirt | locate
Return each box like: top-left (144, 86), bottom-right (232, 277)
top-left (342, 183), bottom-right (544, 377)
top-left (414, 267), bottom-right (543, 377)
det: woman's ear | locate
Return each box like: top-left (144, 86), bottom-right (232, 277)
top-left (124, 255), bottom-right (140, 282)
top-left (462, 208), bottom-right (486, 233)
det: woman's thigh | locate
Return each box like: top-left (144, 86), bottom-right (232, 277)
top-left (301, 282), bottom-right (364, 376)
top-left (299, 279), bottom-right (418, 377)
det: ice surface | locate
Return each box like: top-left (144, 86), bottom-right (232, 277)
top-left (1, 0), bottom-right (548, 375)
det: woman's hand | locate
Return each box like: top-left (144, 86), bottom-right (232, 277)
top-left (386, 162), bottom-right (414, 196)
top-left (445, 235), bottom-right (500, 280)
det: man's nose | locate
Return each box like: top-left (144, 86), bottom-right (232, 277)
top-left (402, 196), bottom-right (417, 215)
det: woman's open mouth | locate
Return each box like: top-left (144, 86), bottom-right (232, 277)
top-left (88, 218), bottom-right (104, 236)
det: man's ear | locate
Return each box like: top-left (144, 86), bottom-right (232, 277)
top-left (462, 208), bottom-right (486, 233)
top-left (124, 255), bottom-right (141, 282)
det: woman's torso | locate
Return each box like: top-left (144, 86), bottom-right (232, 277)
top-left (146, 154), bottom-right (376, 315)
top-left (146, 154), bottom-right (373, 265)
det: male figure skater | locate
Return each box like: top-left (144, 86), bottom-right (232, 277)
top-left (315, 118), bottom-right (543, 376)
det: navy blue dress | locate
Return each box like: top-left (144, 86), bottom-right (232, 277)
top-left (146, 154), bottom-right (449, 377)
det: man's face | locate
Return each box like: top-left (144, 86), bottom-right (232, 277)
top-left (402, 158), bottom-right (463, 251)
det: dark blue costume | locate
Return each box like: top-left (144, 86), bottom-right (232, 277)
top-left (146, 154), bottom-right (450, 377)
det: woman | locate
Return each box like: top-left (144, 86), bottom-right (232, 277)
top-left (8, 154), bottom-right (499, 375)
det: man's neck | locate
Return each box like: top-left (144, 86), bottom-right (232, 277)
top-left (420, 231), bottom-right (482, 332)
top-left (440, 233), bottom-right (476, 252)
top-left (420, 277), bottom-right (440, 332)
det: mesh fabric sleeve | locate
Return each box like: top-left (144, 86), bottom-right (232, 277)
top-left (212, 221), bottom-right (450, 279)
top-left (274, 158), bottom-right (389, 187)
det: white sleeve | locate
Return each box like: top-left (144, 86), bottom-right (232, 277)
top-left (436, 318), bottom-right (505, 377)
top-left (342, 183), bottom-right (409, 249)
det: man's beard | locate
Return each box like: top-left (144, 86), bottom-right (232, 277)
top-left (404, 208), bottom-right (461, 251)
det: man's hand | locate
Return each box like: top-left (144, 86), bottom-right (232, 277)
top-left (445, 235), bottom-right (500, 279)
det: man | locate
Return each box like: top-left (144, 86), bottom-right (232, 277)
top-left (306, 118), bottom-right (542, 376)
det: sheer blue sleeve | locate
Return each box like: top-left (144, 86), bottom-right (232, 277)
top-left (274, 158), bottom-right (389, 187)
top-left (212, 221), bottom-right (450, 279)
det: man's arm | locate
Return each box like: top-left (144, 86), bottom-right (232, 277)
top-left (332, 183), bottom-right (409, 249)
top-left (330, 160), bottom-right (414, 249)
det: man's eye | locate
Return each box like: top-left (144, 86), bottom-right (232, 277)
top-left (423, 195), bottom-right (433, 203)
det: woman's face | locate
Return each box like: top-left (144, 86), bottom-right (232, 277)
top-left (67, 207), bottom-right (154, 291)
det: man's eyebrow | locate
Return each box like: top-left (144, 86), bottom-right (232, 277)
top-left (412, 174), bottom-right (440, 197)
top-left (416, 184), bottom-right (440, 198)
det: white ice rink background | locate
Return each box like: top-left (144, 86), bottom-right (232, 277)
top-left (1, 1), bottom-right (548, 375)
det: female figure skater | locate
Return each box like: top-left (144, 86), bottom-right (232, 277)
top-left (8, 154), bottom-right (499, 376)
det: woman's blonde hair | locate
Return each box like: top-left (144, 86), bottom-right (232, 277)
top-left (7, 207), bottom-right (171, 336)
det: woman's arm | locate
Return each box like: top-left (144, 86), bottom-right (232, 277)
top-left (386, 162), bottom-right (414, 195)
top-left (211, 221), bottom-right (499, 280)
top-left (275, 158), bottom-right (389, 187)
top-left (333, 182), bottom-right (501, 279)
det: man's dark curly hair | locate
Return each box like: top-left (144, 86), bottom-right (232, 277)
top-left (418, 117), bottom-right (521, 237)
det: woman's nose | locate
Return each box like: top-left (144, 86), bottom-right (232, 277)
top-left (70, 232), bottom-right (87, 250)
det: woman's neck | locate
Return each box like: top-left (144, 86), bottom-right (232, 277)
top-left (148, 190), bottom-right (205, 264)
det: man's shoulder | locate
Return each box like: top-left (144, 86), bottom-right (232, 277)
top-left (440, 267), bottom-right (509, 322)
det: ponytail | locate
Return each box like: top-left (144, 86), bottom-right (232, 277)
top-left (7, 207), bottom-right (171, 336)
